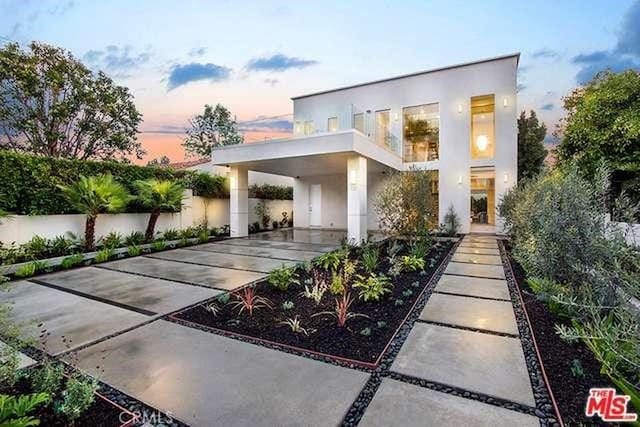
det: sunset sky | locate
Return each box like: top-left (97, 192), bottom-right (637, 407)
top-left (2, 0), bottom-right (639, 164)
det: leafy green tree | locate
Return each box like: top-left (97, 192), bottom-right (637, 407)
top-left (517, 110), bottom-right (547, 180)
top-left (0, 42), bottom-right (144, 161)
top-left (58, 174), bottom-right (131, 250)
top-left (183, 104), bottom-right (243, 158)
top-left (557, 70), bottom-right (640, 175)
top-left (134, 179), bottom-right (185, 241)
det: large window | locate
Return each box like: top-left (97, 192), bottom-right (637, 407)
top-left (294, 121), bottom-right (304, 135)
top-left (327, 117), bottom-right (338, 132)
top-left (402, 104), bottom-right (439, 162)
top-left (353, 113), bottom-right (364, 133)
top-left (375, 110), bottom-right (391, 148)
top-left (470, 95), bottom-right (495, 160)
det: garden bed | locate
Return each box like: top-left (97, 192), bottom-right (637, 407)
top-left (505, 243), bottom-right (614, 425)
top-left (173, 239), bottom-right (453, 368)
top-left (2, 377), bottom-right (137, 427)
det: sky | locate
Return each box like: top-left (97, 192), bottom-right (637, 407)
top-left (2, 0), bottom-right (639, 164)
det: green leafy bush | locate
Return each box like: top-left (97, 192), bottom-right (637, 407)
top-left (0, 393), bottom-right (49, 426)
top-left (99, 232), bottom-right (123, 249)
top-left (248, 184), bottom-right (293, 200)
top-left (30, 360), bottom-right (64, 396)
top-left (124, 231), bottom-right (145, 246)
top-left (361, 247), bottom-right (379, 274)
top-left (94, 248), bottom-right (113, 263)
top-left (162, 228), bottom-right (179, 241)
top-left (57, 375), bottom-right (98, 421)
top-left (268, 265), bottom-right (298, 291)
top-left (353, 274), bottom-right (392, 302)
top-left (314, 251), bottom-right (342, 272)
top-left (440, 204), bottom-right (461, 236)
top-left (60, 254), bottom-right (84, 269)
top-left (14, 261), bottom-right (46, 278)
top-left (127, 245), bottom-right (141, 257)
top-left (151, 240), bottom-right (166, 251)
top-left (389, 255), bottom-right (425, 276)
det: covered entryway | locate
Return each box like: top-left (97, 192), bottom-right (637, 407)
top-left (470, 167), bottom-right (496, 233)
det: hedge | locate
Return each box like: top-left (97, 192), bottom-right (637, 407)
top-left (248, 184), bottom-right (293, 200)
top-left (0, 150), bottom-right (228, 215)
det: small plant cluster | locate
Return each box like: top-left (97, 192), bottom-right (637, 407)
top-left (203, 237), bottom-right (438, 339)
top-left (500, 163), bottom-right (640, 408)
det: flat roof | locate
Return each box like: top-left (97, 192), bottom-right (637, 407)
top-left (291, 52), bottom-right (520, 100)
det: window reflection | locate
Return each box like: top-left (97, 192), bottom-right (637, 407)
top-left (403, 104), bottom-right (439, 162)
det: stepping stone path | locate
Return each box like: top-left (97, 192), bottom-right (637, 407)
top-left (364, 234), bottom-right (539, 426)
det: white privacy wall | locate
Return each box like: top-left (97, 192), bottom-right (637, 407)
top-left (292, 55), bottom-right (519, 233)
top-left (0, 195), bottom-right (292, 245)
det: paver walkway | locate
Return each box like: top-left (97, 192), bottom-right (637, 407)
top-left (360, 234), bottom-right (540, 426)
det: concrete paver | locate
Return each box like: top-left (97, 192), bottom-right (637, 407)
top-left (187, 242), bottom-right (322, 261)
top-left (359, 378), bottom-right (539, 427)
top-left (452, 253), bottom-right (502, 265)
top-left (219, 238), bottom-right (338, 252)
top-left (445, 262), bottom-right (505, 279)
top-left (435, 274), bottom-right (510, 300)
top-left (420, 293), bottom-right (518, 335)
top-left (37, 267), bottom-right (219, 315)
top-left (73, 320), bottom-right (369, 426)
top-left (0, 281), bottom-right (148, 355)
top-left (101, 256), bottom-right (264, 290)
top-left (456, 246), bottom-right (500, 256)
top-left (391, 323), bottom-right (535, 407)
top-left (147, 248), bottom-right (297, 273)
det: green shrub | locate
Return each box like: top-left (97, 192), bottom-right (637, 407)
top-left (30, 360), bottom-right (64, 396)
top-left (60, 254), bottom-right (84, 269)
top-left (353, 274), bottom-right (392, 302)
top-left (248, 183), bottom-right (293, 200)
top-left (389, 255), bottom-right (425, 276)
top-left (314, 251), bottom-right (342, 272)
top-left (268, 265), bottom-right (298, 291)
top-left (151, 240), bottom-right (166, 251)
top-left (190, 172), bottom-right (228, 198)
top-left (329, 273), bottom-right (345, 295)
top-left (124, 231), bottom-right (145, 246)
top-left (282, 301), bottom-right (294, 310)
top-left (127, 245), bottom-right (142, 257)
top-left (361, 247), bottom-right (379, 274)
top-left (57, 374), bottom-right (98, 421)
top-left (198, 229), bottom-right (210, 243)
top-left (0, 150), bottom-right (228, 216)
top-left (94, 247), bottom-right (113, 263)
top-left (162, 228), bottom-right (179, 241)
top-left (14, 261), bottom-right (45, 278)
top-left (440, 204), bottom-right (461, 236)
top-left (0, 393), bottom-right (49, 426)
top-left (100, 231), bottom-right (123, 249)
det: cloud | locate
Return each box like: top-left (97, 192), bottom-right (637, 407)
top-left (616, 0), bottom-right (640, 56)
top-left (572, 50), bottom-right (640, 84)
top-left (83, 45), bottom-right (152, 77)
top-left (167, 62), bottom-right (232, 90)
top-left (540, 103), bottom-right (554, 111)
top-left (48, 0), bottom-right (74, 15)
top-left (239, 115), bottom-right (293, 132)
top-left (264, 78), bottom-right (279, 87)
top-left (189, 47), bottom-right (207, 57)
top-left (532, 49), bottom-right (561, 60)
top-left (246, 53), bottom-right (318, 72)
top-left (140, 125), bottom-right (186, 134)
top-left (572, 0), bottom-right (640, 84)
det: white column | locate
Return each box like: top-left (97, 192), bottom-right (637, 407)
top-left (347, 156), bottom-right (368, 243)
top-left (229, 166), bottom-right (248, 237)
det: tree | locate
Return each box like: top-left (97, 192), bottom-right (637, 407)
top-left (146, 155), bottom-right (171, 167)
top-left (517, 110), bottom-right (547, 180)
top-left (183, 104), bottom-right (243, 158)
top-left (58, 175), bottom-right (131, 250)
top-left (0, 42), bottom-right (144, 161)
top-left (557, 70), bottom-right (640, 175)
top-left (134, 179), bottom-right (185, 241)
top-left (375, 168), bottom-right (438, 237)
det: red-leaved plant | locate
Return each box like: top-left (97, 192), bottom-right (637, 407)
top-left (313, 292), bottom-right (368, 327)
top-left (230, 286), bottom-right (273, 316)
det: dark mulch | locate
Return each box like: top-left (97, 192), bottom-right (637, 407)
top-left (3, 377), bottom-right (134, 427)
top-left (505, 244), bottom-right (614, 426)
top-left (175, 241), bottom-right (452, 366)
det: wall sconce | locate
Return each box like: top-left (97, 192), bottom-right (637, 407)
top-left (475, 135), bottom-right (488, 151)
top-left (349, 169), bottom-right (358, 189)
top-left (393, 112), bottom-right (399, 121)
top-left (457, 175), bottom-right (463, 186)
top-left (457, 104), bottom-right (463, 114)
top-left (503, 97), bottom-right (509, 108)
top-left (230, 175), bottom-right (236, 189)
top-left (503, 172), bottom-right (509, 183)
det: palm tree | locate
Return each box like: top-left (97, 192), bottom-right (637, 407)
top-left (58, 175), bottom-right (131, 250)
top-left (134, 179), bottom-right (185, 241)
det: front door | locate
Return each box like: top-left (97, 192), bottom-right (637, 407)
top-left (309, 184), bottom-right (322, 227)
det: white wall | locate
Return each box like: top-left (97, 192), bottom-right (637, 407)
top-left (292, 55), bottom-right (519, 233)
top-left (293, 174), bottom-right (347, 229)
top-left (1, 195), bottom-right (293, 245)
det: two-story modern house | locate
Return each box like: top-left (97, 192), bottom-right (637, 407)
top-left (213, 53), bottom-right (519, 241)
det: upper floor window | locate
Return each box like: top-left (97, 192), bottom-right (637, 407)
top-left (403, 103), bottom-right (439, 162)
top-left (353, 113), bottom-right (364, 133)
top-left (294, 121), bottom-right (304, 135)
top-left (304, 120), bottom-right (315, 135)
top-left (375, 110), bottom-right (391, 148)
top-left (327, 117), bottom-right (338, 132)
top-left (470, 95), bottom-right (495, 160)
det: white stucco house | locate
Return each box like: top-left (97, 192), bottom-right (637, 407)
top-left (213, 53), bottom-right (519, 241)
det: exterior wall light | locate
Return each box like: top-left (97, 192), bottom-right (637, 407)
top-left (393, 112), bottom-right (399, 121)
top-left (349, 169), bottom-right (358, 187)
top-left (504, 172), bottom-right (509, 183)
top-left (503, 97), bottom-right (509, 108)
top-left (457, 104), bottom-right (463, 114)
top-left (475, 135), bottom-right (488, 151)
top-left (457, 175), bottom-right (463, 186)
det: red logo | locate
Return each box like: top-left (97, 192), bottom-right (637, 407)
top-left (586, 388), bottom-right (637, 422)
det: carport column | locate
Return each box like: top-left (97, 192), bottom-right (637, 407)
top-left (347, 155), bottom-right (367, 244)
top-left (229, 165), bottom-right (249, 237)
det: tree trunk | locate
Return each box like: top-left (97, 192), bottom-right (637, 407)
top-left (85, 214), bottom-right (97, 251)
top-left (146, 210), bottom-right (160, 242)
